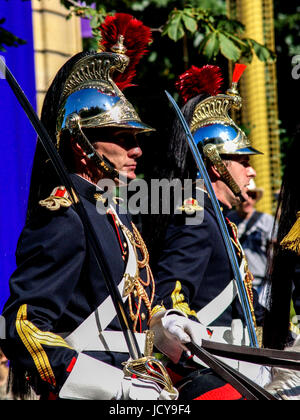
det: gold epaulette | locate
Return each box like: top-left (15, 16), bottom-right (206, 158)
top-left (39, 186), bottom-right (73, 211)
top-left (280, 211), bottom-right (300, 256)
top-left (177, 198), bottom-right (203, 215)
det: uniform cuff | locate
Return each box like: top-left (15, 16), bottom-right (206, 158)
top-left (59, 353), bottom-right (123, 400)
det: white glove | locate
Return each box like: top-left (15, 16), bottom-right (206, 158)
top-left (162, 313), bottom-right (208, 344)
top-left (115, 376), bottom-right (178, 400)
top-left (151, 310), bottom-right (210, 364)
top-left (265, 335), bottom-right (300, 400)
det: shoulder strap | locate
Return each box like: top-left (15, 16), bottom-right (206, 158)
top-left (239, 211), bottom-right (263, 244)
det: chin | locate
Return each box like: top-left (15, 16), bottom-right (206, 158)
top-left (126, 169), bottom-right (137, 180)
top-left (118, 170), bottom-right (136, 182)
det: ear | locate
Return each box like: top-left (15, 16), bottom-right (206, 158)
top-left (207, 161), bottom-right (222, 181)
top-left (70, 137), bottom-right (87, 160)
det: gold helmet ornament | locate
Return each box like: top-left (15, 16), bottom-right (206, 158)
top-left (56, 13), bottom-right (155, 179)
top-left (176, 64), bottom-right (262, 199)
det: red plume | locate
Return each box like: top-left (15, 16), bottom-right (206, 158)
top-left (176, 65), bottom-right (224, 104)
top-left (232, 63), bottom-right (247, 84)
top-left (99, 13), bottom-right (152, 90)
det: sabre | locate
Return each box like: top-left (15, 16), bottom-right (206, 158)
top-left (1, 59), bottom-right (143, 361)
top-left (165, 91), bottom-right (259, 348)
top-left (185, 342), bottom-right (279, 400)
top-left (201, 340), bottom-right (300, 371)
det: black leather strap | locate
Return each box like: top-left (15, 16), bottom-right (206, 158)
top-left (201, 340), bottom-right (300, 370)
top-left (186, 342), bottom-right (278, 400)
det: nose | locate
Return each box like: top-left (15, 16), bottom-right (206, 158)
top-left (128, 145), bottom-right (142, 159)
top-left (247, 165), bottom-right (256, 179)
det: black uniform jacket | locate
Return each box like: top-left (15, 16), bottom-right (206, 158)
top-left (154, 193), bottom-right (264, 328)
top-left (1, 174), bottom-right (154, 395)
top-left (293, 263), bottom-right (300, 315)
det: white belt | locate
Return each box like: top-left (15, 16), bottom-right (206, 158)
top-left (196, 258), bottom-right (246, 327)
top-left (206, 325), bottom-right (250, 346)
top-left (197, 280), bottom-right (238, 327)
top-left (77, 330), bottom-right (146, 353)
top-left (193, 322), bottom-right (270, 387)
top-left (65, 207), bottom-right (139, 354)
top-left (192, 320), bottom-right (251, 374)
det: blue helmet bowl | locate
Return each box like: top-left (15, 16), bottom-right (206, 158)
top-left (193, 123), bottom-right (262, 155)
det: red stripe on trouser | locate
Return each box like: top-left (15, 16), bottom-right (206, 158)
top-left (194, 384), bottom-right (243, 400)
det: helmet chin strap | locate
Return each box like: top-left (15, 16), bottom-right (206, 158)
top-left (65, 112), bottom-right (127, 184)
top-left (203, 144), bottom-right (246, 203)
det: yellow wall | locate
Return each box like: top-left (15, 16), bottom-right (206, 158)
top-left (32, 0), bottom-right (82, 115)
top-left (239, 0), bottom-right (272, 213)
top-left (227, 0), bottom-right (281, 215)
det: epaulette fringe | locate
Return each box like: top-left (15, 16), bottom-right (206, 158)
top-left (39, 186), bottom-right (73, 211)
top-left (280, 212), bottom-right (300, 256)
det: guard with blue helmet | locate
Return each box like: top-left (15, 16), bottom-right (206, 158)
top-left (147, 64), bottom-right (267, 400)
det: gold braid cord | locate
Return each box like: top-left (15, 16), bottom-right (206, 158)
top-left (226, 219), bottom-right (257, 328)
top-left (120, 222), bottom-right (155, 332)
top-left (39, 186), bottom-right (73, 211)
top-left (15, 304), bottom-right (73, 387)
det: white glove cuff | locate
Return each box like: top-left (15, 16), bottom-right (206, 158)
top-left (162, 309), bottom-right (188, 319)
top-left (150, 309), bottom-right (188, 364)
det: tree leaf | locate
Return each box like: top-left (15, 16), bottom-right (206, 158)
top-left (0, 22), bottom-right (26, 52)
top-left (199, 31), bottom-right (219, 60)
top-left (166, 12), bottom-right (185, 41)
top-left (238, 38), bottom-right (254, 64)
top-left (217, 17), bottom-right (245, 35)
top-left (90, 15), bottom-right (99, 28)
top-left (218, 32), bottom-right (241, 62)
top-left (182, 14), bottom-right (198, 33)
top-left (250, 39), bottom-right (276, 62)
top-left (131, 0), bottom-right (151, 11)
top-left (168, 22), bottom-right (185, 41)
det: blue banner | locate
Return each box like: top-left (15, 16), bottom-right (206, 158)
top-left (0, 0), bottom-right (36, 312)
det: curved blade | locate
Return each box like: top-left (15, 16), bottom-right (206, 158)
top-left (202, 340), bottom-right (300, 370)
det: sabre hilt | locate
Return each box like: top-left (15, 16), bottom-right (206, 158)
top-left (123, 330), bottom-right (177, 395)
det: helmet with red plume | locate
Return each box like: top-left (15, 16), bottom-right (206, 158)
top-left (56, 13), bottom-right (154, 178)
top-left (174, 63), bottom-right (262, 199)
top-left (176, 63), bottom-right (262, 157)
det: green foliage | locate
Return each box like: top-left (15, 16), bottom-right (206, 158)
top-left (0, 18), bottom-right (26, 52)
top-left (273, 1), bottom-right (300, 163)
top-left (162, 7), bottom-right (275, 64)
top-left (58, 1), bottom-right (278, 172)
top-left (274, 5), bottom-right (300, 56)
top-left (63, 1), bottom-right (107, 46)
top-left (62, 0), bottom-right (275, 65)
